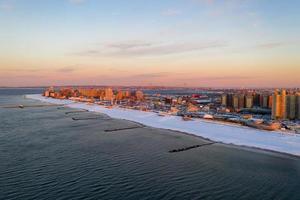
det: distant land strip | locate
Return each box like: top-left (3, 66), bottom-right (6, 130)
top-left (0, 104), bottom-right (64, 108)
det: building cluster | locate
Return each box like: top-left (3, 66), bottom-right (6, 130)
top-left (44, 87), bottom-right (144, 102)
top-left (221, 92), bottom-right (272, 111)
top-left (220, 89), bottom-right (300, 121)
top-left (272, 89), bottom-right (300, 120)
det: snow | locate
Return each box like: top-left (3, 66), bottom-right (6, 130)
top-left (26, 94), bottom-right (300, 156)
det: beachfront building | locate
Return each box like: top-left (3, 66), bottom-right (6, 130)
top-left (104, 88), bottom-right (114, 101)
top-left (116, 90), bottom-right (124, 100)
top-left (135, 90), bottom-right (144, 101)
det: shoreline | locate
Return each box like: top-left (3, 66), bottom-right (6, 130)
top-left (26, 94), bottom-right (300, 157)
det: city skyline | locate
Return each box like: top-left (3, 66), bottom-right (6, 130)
top-left (1, 0), bottom-right (300, 87)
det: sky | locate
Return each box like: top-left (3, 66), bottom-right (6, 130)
top-left (0, 0), bottom-right (299, 87)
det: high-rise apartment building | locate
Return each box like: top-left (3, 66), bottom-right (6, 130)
top-left (238, 94), bottom-right (245, 109)
top-left (281, 89), bottom-right (287, 119)
top-left (221, 94), bottom-right (227, 107)
top-left (245, 95), bottom-right (253, 108)
top-left (272, 90), bottom-right (283, 119)
top-left (297, 93), bottom-right (300, 120)
top-left (125, 90), bottom-right (131, 98)
top-left (104, 88), bottom-right (114, 101)
top-left (286, 95), bottom-right (296, 120)
top-left (268, 95), bottom-right (273, 109)
top-left (227, 94), bottom-right (233, 108)
top-left (233, 95), bottom-right (239, 110)
top-left (116, 90), bottom-right (124, 100)
top-left (253, 93), bottom-right (261, 107)
top-left (261, 95), bottom-right (269, 108)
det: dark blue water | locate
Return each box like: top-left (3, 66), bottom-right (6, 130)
top-left (1, 89), bottom-right (300, 200)
top-left (0, 88), bottom-right (44, 95)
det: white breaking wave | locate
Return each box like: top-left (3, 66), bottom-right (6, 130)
top-left (26, 94), bottom-right (300, 156)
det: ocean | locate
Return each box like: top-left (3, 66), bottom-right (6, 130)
top-left (1, 88), bottom-right (300, 200)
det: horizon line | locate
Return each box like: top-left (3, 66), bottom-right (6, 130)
top-left (1, 85), bottom-right (299, 90)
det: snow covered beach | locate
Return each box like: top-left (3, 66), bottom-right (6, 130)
top-left (27, 94), bottom-right (300, 157)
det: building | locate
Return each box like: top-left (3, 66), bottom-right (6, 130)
top-left (268, 95), bottom-right (273, 109)
top-left (135, 90), bottom-right (144, 101)
top-left (253, 93), bottom-right (261, 107)
top-left (259, 94), bottom-right (269, 108)
top-left (78, 88), bottom-right (99, 97)
top-left (104, 88), bottom-right (114, 101)
top-left (44, 86), bottom-right (55, 97)
top-left (272, 90), bottom-right (282, 119)
top-left (281, 89), bottom-right (287, 119)
top-left (233, 95), bottom-right (239, 110)
top-left (165, 97), bottom-right (172, 105)
top-left (116, 90), bottom-right (124, 100)
top-left (271, 89), bottom-right (298, 120)
top-left (245, 95), bottom-right (253, 108)
top-left (297, 94), bottom-right (300, 120)
top-left (238, 94), bottom-right (245, 109)
top-left (187, 103), bottom-right (199, 112)
top-left (261, 95), bottom-right (269, 108)
top-left (125, 90), bottom-right (131, 98)
top-left (44, 90), bottom-right (50, 97)
top-left (286, 95), bottom-right (296, 120)
top-left (221, 94), bottom-right (227, 106)
top-left (227, 94), bottom-right (233, 108)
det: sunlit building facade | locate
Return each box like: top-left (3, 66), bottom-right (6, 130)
top-left (104, 88), bottom-right (114, 101)
top-left (245, 95), bottom-right (253, 108)
top-left (272, 89), bottom-right (300, 120)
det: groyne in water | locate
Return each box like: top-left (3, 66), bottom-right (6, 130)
top-left (65, 110), bottom-right (89, 114)
top-left (72, 117), bottom-right (111, 121)
top-left (169, 142), bottom-right (216, 153)
top-left (104, 126), bottom-right (145, 132)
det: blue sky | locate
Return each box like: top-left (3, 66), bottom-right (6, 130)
top-left (0, 0), bottom-right (299, 87)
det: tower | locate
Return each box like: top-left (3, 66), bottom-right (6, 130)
top-left (297, 93), bottom-right (300, 120)
top-left (238, 94), bottom-right (245, 109)
top-left (272, 89), bottom-right (288, 120)
top-left (245, 95), bottom-right (253, 108)
top-left (221, 94), bottom-right (227, 107)
top-left (281, 89), bottom-right (287, 119)
top-left (233, 95), bottom-right (239, 110)
top-left (286, 95), bottom-right (296, 120)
